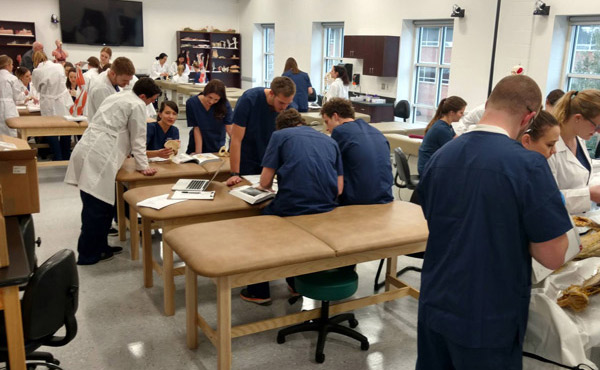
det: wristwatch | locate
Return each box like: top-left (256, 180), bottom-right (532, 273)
top-left (230, 172), bottom-right (240, 177)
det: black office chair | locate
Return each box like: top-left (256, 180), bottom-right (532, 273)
top-left (374, 147), bottom-right (423, 291)
top-left (394, 100), bottom-right (411, 122)
top-left (308, 89), bottom-right (317, 102)
top-left (0, 249), bottom-right (79, 370)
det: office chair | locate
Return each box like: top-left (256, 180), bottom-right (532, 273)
top-left (394, 100), bottom-right (411, 122)
top-left (277, 267), bottom-right (369, 363)
top-left (0, 249), bottom-right (79, 370)
top-left (373, 147), bottom-right (423, 291)
top-left (308, 89), bottom-right (317, 102)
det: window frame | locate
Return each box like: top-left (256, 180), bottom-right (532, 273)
top-left (322, 23), bottom-right (345, 87)
top-left (565, 20), bottom-right (600, 91)
top-left (411, 22), bottom-right (454, 124)
top-left (262, 24), bottom-right (275, 87)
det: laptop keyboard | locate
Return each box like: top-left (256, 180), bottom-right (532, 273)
top-left (186, 180), bottom-right (208, 190)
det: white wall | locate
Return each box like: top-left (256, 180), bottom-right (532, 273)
top-left (2, 0), bottom-right (240, 74)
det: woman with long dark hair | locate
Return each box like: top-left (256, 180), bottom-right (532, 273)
top-left (150, 53), bottom-right (169, 80)
top-left (325, 64), bottom-right (350, 100)
top-left (185, 79), bottom-right (233, 154)
top-left (418, 96), bottom-right (467, 174)
top-left (170, 51), bottom-right (190, 82)
top-left (282, 57), bottom-right (313, 112)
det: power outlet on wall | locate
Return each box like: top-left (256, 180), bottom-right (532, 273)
top-left (381, 83), bottom-right (386, 90)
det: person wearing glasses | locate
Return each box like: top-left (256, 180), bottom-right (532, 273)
top-left (548, 89), bottom-right (600, 214)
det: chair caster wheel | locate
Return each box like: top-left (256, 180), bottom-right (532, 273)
top-left (361, 341), bottom-right (370, 351)
top-left (277, 334), bottom-right (285, 344)
top-left (349, 318), bottom-right (359, 328)
top-left (316, 353), bottom-right (325, 363)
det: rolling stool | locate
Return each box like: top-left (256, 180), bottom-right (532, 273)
top-left (276, 267), bottom-right (369, 363)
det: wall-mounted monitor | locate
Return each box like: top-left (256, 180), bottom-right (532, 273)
top-left (59, 0), bottom-right (143, 47)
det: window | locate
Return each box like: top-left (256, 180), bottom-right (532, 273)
top-left (566, 22), bottom-right (600, 91)
top-left (262, 24), bottom-right (275, 87)
top-left (323, 23), bottom-right (344, 84)
top-left (412, 23), bottom-right (454, 123)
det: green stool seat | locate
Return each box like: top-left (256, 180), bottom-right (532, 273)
top-left (296, 267), bottom-right (358, 302)
top-left (277, 267), bottom-right (369, 364)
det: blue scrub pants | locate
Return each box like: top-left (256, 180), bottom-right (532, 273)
top-left (416, 323), bottom-right (522, 370)
top-left (47, 136), bottom-right (71, 161)
top-left (247, 277), bottom-right (296, 299)
top-left (77, 191), bottom-right (113, 264)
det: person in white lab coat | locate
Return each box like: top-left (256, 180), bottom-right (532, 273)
top-left (149, 53), bottom-right (169, 80)
top-left (125, 74), bottom-right (157, 119)
top-left (32, 51), bottom-right (73, 160)
top-left (82, 56), bottom-right (100, 87)
top-left (170, 52), bottom-right (189, 82)
top-left (325, 64), bottom-right (349, 101)
top-left (0, 55), bottom-right (22, 137)
top-left (14, 66), bottom-right (39, 105)
top-left (548, 89), bottom-right (600, 214)
top-left (65, 77), bottom-right (161, 265)
top-left (86, 57), bottom-right (135, 120)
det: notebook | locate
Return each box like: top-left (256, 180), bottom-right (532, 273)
top-left (171, 160), bottom-right (225, 192)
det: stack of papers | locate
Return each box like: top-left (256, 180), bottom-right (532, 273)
top-left (27, 104), bottom-right (40, 112)
top-left (171, 191), bottom-right (215, 200)
top-left (64, 115), bottom-right (87, 122)
top-left (136, 194), bottom-right (185, 210)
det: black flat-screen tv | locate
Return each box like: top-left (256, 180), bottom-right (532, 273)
top-left (59, 0), bottom-right (143, 47)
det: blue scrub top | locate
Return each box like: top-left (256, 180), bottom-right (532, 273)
top-left (576, 139), bottom-right (591, 172)
top-left (262, 126), bottom-right (343, 216)
top-left (146, 122), bottom-right (180, 151)
top-left (418, 119), bottom-right (455, 174)
top-left (331, 119), bottom-right (393, 205)
top-left (417, 131), bottom-right (572, 349)
top-left (186, 94), bottom-right (233, 153)
top-left (282, 70), bottom-right (312, 112)
top-left (232, 87), bottom-right (279, 175)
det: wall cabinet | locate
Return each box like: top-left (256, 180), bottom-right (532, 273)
top-left (343, 35), bottom-right (399, 77)
top-left (351, 102), bottom-right (394, 123)
top-left (0, 20), bottom-right (36, 72)
top-left (176, 31), bottom-right (241, 88)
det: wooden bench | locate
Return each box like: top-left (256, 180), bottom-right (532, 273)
top-left (122, 181), bottom-right (265, 315)
top-left (115, 157), bottom-right (231, 258)
top-left (164, 201), bottom-right (428, 370)
top-left (5, 116), bottom-right (88, 168)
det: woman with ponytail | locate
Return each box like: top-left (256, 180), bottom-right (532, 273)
top-left (417, 96), bottom-right (467, 174)
top-left (548, 89), bottom-right (600, 214)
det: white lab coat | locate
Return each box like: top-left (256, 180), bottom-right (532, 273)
top-left (453, 103), bottom-right (485, 136)
top-left (0, 69), bottom-right (21, 136)
top-left (86, 70), bottom-right (118, 121)
top-left (65, 90), bottom-right (149, 205)
top-left (83, 68), bottom-right (99, 88)
top-left (326, 78), bottom-right (349, 100)
top-left (547, 136), bottom-right (593, 214)
top-left (169, 62), bottom-right (190, 82)
top-left (16, 80), bottom-right (39, 105)
top-left (124, 75), bottom-right (157, 119)
top-left (149, 60), bottom-right (169, 79)
top-left (31, 61), bottom-right (72, 116)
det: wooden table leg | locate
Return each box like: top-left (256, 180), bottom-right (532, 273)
top-left (116, 182), bottom-right (127, 241)
top-left (385, 256), bottom-right (397, 292)
top-left (142, 217), bottom-right (153, 288)
top-left (163, 238), bottom-right (175, 316)
top-left (129, 203), bottom-right (139, 261)
top-left (3, 286), bottom-right (26, 370)
top-left (216, 276), bottom-right (232, 370)
top-left (186, 266), bottom-right (198, 349)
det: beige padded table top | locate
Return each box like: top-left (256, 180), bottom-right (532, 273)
top-left (17, 108), bottom-right (40, 117)
top-left (370, 121), bottom-right (427, 135)
top-left (6, 116), bottom-right (88, 130)
top-left (165, 216), bottom-right (334, 277)
top-left (286, 202), bottom-right (428, 256)
top-left (116, 156), bottom-right (230, 182)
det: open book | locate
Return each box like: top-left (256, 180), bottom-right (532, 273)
top-left (229, 185), bottom-right (275, 205)
top-left (171, 152), bottom-right (220, 165)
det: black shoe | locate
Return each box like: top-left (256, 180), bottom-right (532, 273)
top-left (109, 246), bottom-right (123, 255)
top-left (240, 288), bottom-right (272, 306)
top-left (108, 227), bottom-right (119, 236)
top-left (77, 251), bottom-right (114, 266)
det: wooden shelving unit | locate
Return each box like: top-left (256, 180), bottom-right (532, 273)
top-left (176, 31), bottom-right (241, 88)
top-left (0, 20), bottom-right (35, 72)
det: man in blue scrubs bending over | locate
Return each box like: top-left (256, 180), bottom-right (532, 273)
top-left (226, 77), bottom-right (296, 185)
top-left (416, 75), bottom-right (572, 369)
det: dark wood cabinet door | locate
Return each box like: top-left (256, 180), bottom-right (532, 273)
top-left (343, 36), bottom-right (361, 58)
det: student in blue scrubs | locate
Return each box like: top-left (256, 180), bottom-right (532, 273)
top-left (240, 108), bottom-right (344, 305)
top-left (226, 76), bottom-right (296, 186)
top-left (416, 75), bottom-right (571, 370)
top-left (185, 79), bottom-right (232, 154)
top-left (282, 57), bottom-right (313, 112)
top-left (146, 100), bottom-right (180, 158)
top-left (321, 98), bottom-right (393, 205)
top-left (417, 96), bottom-right (466, 175)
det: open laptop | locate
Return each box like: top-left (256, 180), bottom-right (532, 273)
top-left (171, 160), bottom-right (225, 192)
